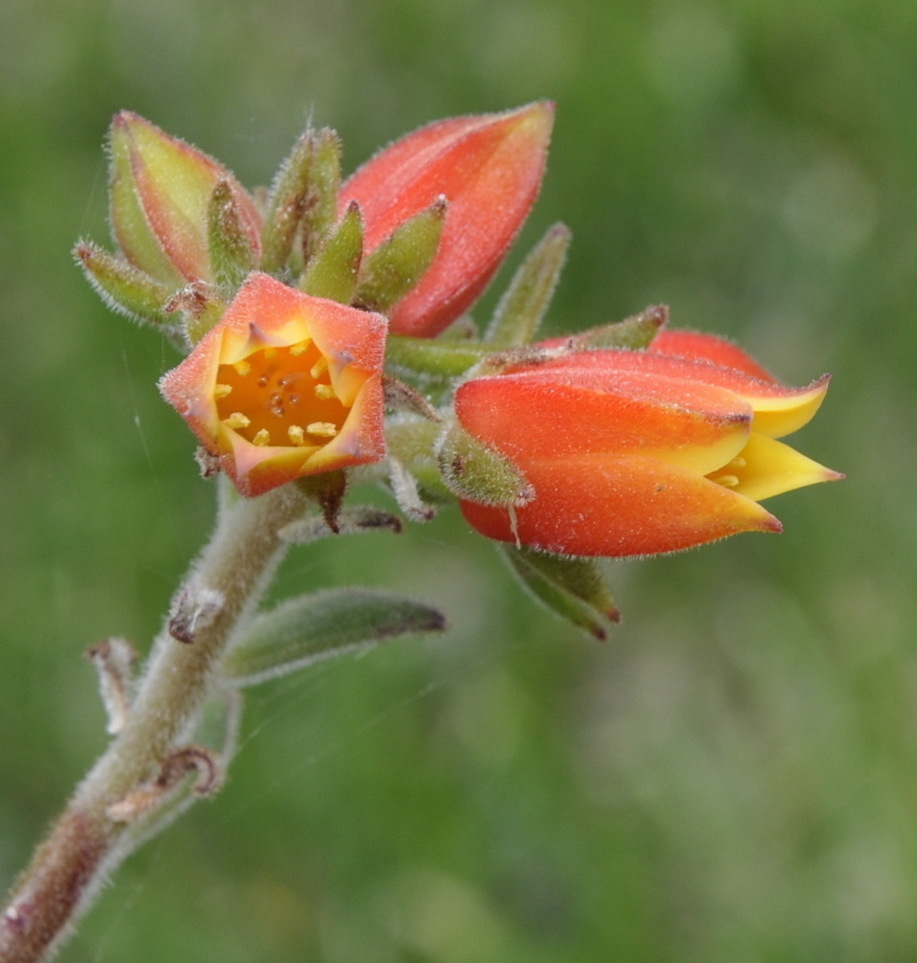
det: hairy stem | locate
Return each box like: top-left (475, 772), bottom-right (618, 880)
top-left (0, 483), bottom-right (307, 963)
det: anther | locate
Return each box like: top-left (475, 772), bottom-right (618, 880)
top-left (288, 425), bottom-right (306, 445)
top-left (214, 383), bottom-right (233, 399)
top-left (232, 360), bottom-right (251, 376)
top-left (252, 429), bottom-right (271, 446)
top-left (314, 384), bottom-right (335, 400)
top-left (310, 358), bottom-right (328, 379)
top-left (224, 412), bottom-right (251, 429)
top-left (307, 422), bottom-right (338, 438)
top-left (714, 474), bottom-right (740, 488)
top-left (290, 340), bottom-right (310, 356)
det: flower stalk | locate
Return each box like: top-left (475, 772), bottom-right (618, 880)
top-left (0, 484), bottom-right (308, 963)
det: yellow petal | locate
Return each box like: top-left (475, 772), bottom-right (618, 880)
top-left (728, 432), bottom-right (844, 502)
top-left (748, 376), bottom-right (830, 439)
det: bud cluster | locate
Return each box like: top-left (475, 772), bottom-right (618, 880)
top-left (77, 103), bottom-right (842, 629)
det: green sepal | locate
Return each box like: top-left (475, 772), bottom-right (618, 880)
top-left (499, 545), bottom-right (620, 640)
top-left (259, 128), bottom-right (315, 275)
top-left (223, 588), bottom-right (447, 687)
top-left (437, 421), bottom-right (533, 507)
top-left (207, 179), bottom-right (257, 294)
top-left (295, 470), bottom-right (347, 532)
top-left (355, 198), bottom-right (446, 311)
top-left (299, 201), bottom-right (362, 302)
top-left (385, 336), bottom-right (491, 382)
top-left (73, 240), bottom-right (174, 326)
top-left (564, 304), bottom-right (668, 351)
top-left (484, 223), bottom-right (570, 347)
top-left (300, 127), bottom-right (341, 264)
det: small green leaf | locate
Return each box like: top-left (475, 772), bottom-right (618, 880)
top-left (566, 305), bottom-right (668, 351)
top-left (207, 179), bottom-right (257, 293)
top-left (385, 336), bottom-right (491, 381)
top-left (224, 589), bottom-right (447, 687)
top-left (484, 223), bottom-right (570, 347)
top-left (355, 199), bottom-right (446, 311)
top-left (300, 127), bottom-right (341, 263)
top-left (299, 201), bottom-right (362, 302)
top-left (74, 240), bottom-right (174, 326)
top-left (500, 545), bottom-right (620, 640)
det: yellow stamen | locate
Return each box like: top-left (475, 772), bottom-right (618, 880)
top-left (310, 358), bottom-right (328, 379)
top-left (307, 422), bottom-right (338, 438)
top-left (252, 429), bottom-right (271, 446)
top-left (287, 425), bottom-right (306, 446)
top-left (314, 384), bottom-right (336, 400)
top-left (262, 347), bottom-right (277, 360)
top-left (713, 474), bottom-right (740, 488)
top-left (290, 340), bottom-right (310, 356)
top-left (233, 360), bottom-right (251, 377)
top-left (214, 383), bottom-right (233, 399)
top-left (224, 412), bottom-right (251, 430)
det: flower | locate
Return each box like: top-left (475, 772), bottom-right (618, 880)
top-left (109, 111), bottom-right (262, 287)
top-left (339, 101), bottom-right (554, 337)
top-left (454, 335), bottom-right (842, 557)
top-left (159, 273), bottom-right (387, 496)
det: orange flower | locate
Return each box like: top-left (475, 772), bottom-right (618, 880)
top-left (455, 336), bottom-right (842, 556)
top-left (159, 273), bottom-right (386, 496)
top-left (109, 111), bottom-right (261, 287)
top-left (339, 102), bottom-right (553, 337)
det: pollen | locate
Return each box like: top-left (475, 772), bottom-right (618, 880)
top-left (214, 338), bottom-right (349, 451)
top-left (307, 422), bottom-right (338, 438)
top-left (713, 474), bottom-right (740, 488)
top-left (224, 412), bottom-right (251, 429)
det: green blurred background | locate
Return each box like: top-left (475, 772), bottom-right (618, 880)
top-left (1, 0), bottom-right (913, 960)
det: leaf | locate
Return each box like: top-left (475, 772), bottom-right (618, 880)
top-left (223, 588), bottom-right (447, 687)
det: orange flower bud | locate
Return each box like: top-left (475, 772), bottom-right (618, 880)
top-left (455, 339), bottom-right (842, 557)
top-left (340, 102), bottom-right (553, 337)
top-left (109, 111), bottom-right (262, 287)
top-left (159, 273), bottom-right (386, 496)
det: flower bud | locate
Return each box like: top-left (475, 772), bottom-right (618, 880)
top-left (340, 101), bottom-right (554, 337)
top-left (109, 111), bottom-right (262, 288)
top-left (454, 336), bottom-right (843, 557)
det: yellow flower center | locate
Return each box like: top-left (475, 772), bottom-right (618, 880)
top-left (214, 338), bottom-right (348, 448)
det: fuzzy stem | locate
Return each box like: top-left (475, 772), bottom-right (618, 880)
top-left (0, 483), bottom-right (307, 963)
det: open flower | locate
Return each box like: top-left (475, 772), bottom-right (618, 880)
top-left (339, 101), bottom-right (553, 337)
top-left (454, 336), bottom-right (842, 557)
top-left (109, 111), bottom-right (262, 287)
top-left (159, 273), bottom-right (387, 496)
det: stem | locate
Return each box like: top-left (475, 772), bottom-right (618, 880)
top-left (0, 483), bottom-right (308, 963)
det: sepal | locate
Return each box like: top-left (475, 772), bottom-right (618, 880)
top-left (207, 179), bottom-right (258, 293)
top-left (437, 421), bottom-right (533, 507)
top-left (299, 201), bottom-right (363, 302)
top-left (499, 545), bottom-right (620, 640)
top-left (484, 223), bottom-right (570, 347)
top-left (223, 588), bottom-right (447, 687)
top-left (74, 240), bottom-right (174, 326)
top-left (355, 198), bottom-right (447, 312)
top-left (260, 127), bottom-right (341, 274)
